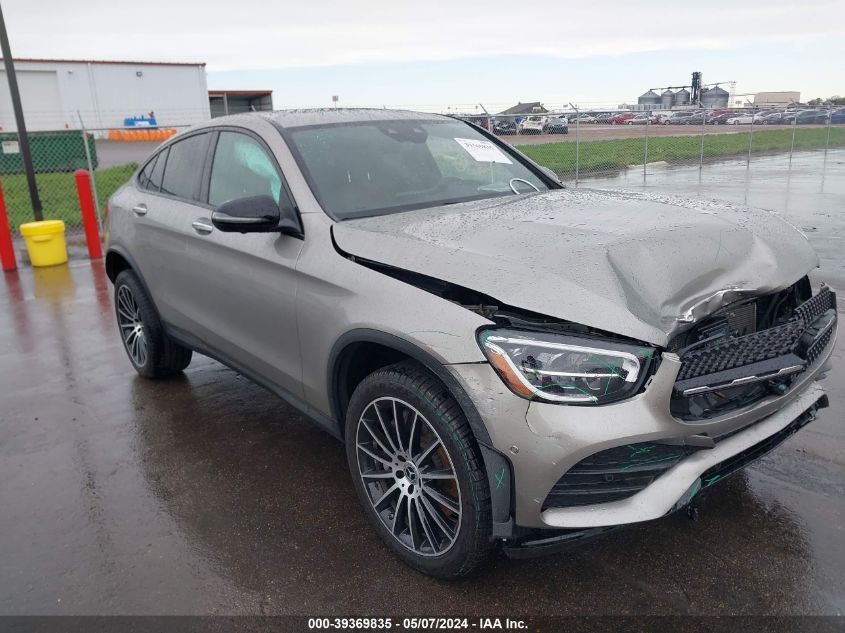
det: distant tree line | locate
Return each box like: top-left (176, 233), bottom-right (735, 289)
top-left (807, 96), bottom-right (845, 105)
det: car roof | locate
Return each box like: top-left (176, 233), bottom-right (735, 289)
top-left (183, 109), bottom-right (452, 136)
top-left (256, 108), bottom-right (449, 129)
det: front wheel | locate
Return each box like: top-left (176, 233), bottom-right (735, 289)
top-left (345, 363), bottom-right (493, 578)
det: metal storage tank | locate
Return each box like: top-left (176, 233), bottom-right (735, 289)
top-left (661, 90), bottom-right (674, 109)
top-left (702, 86), bottom-right (729, 108)
top-left (674, 88), bottom-right (691, 106)
top-left (638, 90), bottom-right (661, 106)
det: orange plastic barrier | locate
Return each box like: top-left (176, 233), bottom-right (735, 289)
top-left (106, 128), bottom-right (178, 142)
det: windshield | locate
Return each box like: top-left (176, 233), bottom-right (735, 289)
top-left (286, 119), bottom-right (550, 219)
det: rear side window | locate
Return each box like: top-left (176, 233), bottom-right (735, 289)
top-left (138, 153), bottom-right (158, 190)
top-left (208, 132), bottom-right (283, 207)
top-left (147, 149), bottom-right (167, 191)
top-left (160, 134), bottom-right (209, 200)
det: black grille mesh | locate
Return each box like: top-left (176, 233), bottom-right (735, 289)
top-left (677, 321), bottom-right (804, 381)
top-left (793, 286), bottom-right (834, 323)
top-left (806, 321), bottom-right (834, 365)
top-left (677, 287), bottom-right (835, 383)
top-left (542, 443), bottom-right (699, 509)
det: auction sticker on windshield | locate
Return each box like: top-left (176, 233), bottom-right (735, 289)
top-left (454, 137), bottom-right (513, 164)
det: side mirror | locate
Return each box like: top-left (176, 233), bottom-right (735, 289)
top-left (211, 195), bottom-right (301, 236)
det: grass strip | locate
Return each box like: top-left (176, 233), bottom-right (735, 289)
top-left (518, 128), bottom-right (845, 175)
top-left (3, 163), bottom-right (137, 231)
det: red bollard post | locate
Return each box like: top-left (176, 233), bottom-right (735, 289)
top-left (0, 178), bottom-right (17, 272)
top-left (74, 168), bottom-right (103, 259)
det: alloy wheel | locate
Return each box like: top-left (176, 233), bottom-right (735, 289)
top-left (355, 397), bottom-right (461, 557)
top-left (116, 285), bottom-right (148, 367)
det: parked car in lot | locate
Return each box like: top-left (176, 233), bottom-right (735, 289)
top-left (727, 113), bottom-right (754, 125)
top-left (627, 113), bottom-right (657, 125)
top-left (608, 113), bottom-right (636, 125)
top-left (831, 108), bottom-right (845, 124)
top-left (706, 112), bottom-right (737, 125)
top-left (459, 115), bottom-right (491, 131)
top-left (543, 116), bottom-right (569, 134)
top-left (783, 110), bottom-right (829, 125)
top-left (492, 118), bottom-right (518, 135)
top-left (757, 111), bottom-right (785, 125)
top-left (572, 114), bottom-right (596, 124)
top-left (677, 112), bottom-right (707, 125)
top-left (664, 112), bottom-right (694, 125)
top-left (518, 115), bottom-right (546, 134)
top-left (594, 113), bottom-right (613, 124)
top-left (106, 109), bottom-right (837, 578)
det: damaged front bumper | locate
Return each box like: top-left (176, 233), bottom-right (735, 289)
top-left (500, 393), bottom-right (826, 558)
top-left (447, 303), bottom-right (836, 536)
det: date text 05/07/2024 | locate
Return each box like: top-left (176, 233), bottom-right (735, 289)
top-left (307, 617), bottom-right (528, 630)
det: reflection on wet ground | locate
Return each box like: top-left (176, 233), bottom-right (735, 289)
top-left (1, 153), bottom-right (844, 615)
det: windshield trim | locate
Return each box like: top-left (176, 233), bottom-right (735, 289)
top-left (271, 117), bottom-right (562, 222)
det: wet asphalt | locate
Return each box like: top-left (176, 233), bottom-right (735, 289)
top-left (1, 151), bottom-right (844, 616)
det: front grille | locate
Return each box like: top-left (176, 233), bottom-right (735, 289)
top-left (676, 320), bottom-right (804, 382)
top-left (672, 286), bottom-right (836, 419)
top-left (794, 286), bottom-right (835, 323)
top-left (542, 443), bottom-right (701, 510)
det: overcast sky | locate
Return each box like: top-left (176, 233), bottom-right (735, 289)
top-left (4, 0), bottom-right (843, 108)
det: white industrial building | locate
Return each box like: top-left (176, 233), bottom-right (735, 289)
top-left (0, 58), bottom-right (211, 131)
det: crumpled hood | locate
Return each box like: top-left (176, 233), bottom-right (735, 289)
top-left (333, 188), bottom-right (818, 346)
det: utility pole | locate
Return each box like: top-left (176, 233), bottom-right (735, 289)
top-left (0, 1), bottom-right (42, 221)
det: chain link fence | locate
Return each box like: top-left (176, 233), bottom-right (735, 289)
top-left (0, 124), bottom-right (190, 237)
top-left (480, 104), bottom-right (844, 185)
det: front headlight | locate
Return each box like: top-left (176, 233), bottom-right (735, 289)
top-left (478, 329), bottom-right (655, 405)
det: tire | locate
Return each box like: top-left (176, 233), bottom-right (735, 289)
top-left (345, 362), bottom-right (493, 578)
top-left (114, 270), bottom-right (192, 378)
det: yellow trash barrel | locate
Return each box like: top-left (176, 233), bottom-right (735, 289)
top-left (19, 220), bottom-right (68, 267)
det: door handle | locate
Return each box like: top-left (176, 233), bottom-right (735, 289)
top-left (191, 218), bottom-right (214, 234)
top-left (132, 204), bottom-right (148, 217)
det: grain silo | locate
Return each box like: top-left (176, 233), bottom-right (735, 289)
top-left (638, 90), bottom-right (661, 107)
top-left (673, 88), bottom-right (691, 107)
top-left (660, 90), bottom-right (675, 109)
top-left (701, 86), bottom-right (729, 108)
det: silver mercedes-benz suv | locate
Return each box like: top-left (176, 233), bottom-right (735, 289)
top-left (105, 109), bottom-right (836, 578)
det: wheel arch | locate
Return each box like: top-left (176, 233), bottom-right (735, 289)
top-left (105, 247), bottom-right (133, 283)
top-left (105, 246), bottom-right (163, 318)
top-left (328, 329), bottom-right (492, 446)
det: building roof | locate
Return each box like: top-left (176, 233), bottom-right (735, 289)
top-left (209, 90), bottom-right (273, 96)
top-left (499, 102), bottom-right (548, 115)
top-left (0, 57), bottom-right (205, 67)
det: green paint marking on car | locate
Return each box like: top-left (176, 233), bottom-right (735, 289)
top-left (628, 444), bottom-right (656, 455)
top-left (704, 474), bottom-right (722, 487)
top-left (495, 468), bottom-right (506, 489)
top-left (406, 330), bottom-right (460, 337)
top-left (688, 479), bottom-right (702, 502)
top-left (621, 453), bottom-right (681, 471)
